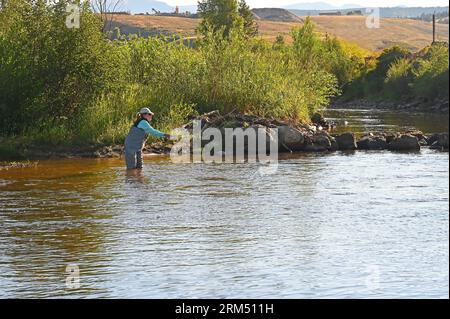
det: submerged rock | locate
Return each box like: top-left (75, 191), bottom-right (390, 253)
top-left (387, 134), bottom-right (420, 151)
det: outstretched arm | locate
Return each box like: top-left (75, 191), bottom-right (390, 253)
top-left (138, 121), bottom-right (169, 139)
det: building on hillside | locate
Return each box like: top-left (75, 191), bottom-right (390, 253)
top-left (319, 11), bottom-right (342, 16)
top-left (346, 10), bottom-right (363, 16)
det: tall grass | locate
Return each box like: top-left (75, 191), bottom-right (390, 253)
top-left (1, 1), bottom-right (369, 149)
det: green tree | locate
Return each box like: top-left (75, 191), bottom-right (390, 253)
top-left (0, 0), bottom-right (125, 135)
top-left (197, 0), bottom-right (243, 37)
top-left (291, 17), bottom-right (323, 67)
top-left (238, 0), bottom-right (258, 38)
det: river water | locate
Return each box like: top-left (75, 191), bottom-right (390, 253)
top-left (0, 109), bottom-right (448, 299)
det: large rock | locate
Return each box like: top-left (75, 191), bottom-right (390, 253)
top-left (438, 133), bottom-right (449, 149)
top-left (430, 133), bottom-right (449, 151)
top-left (385, 133), bottom-right (398, 144)
top-left (253, 125), bottom-right (279, 154)
top-left (278, 126), bottom-right (305, 151)
top-left (387, 134), bottom-right (420, 151)
top-left (406, 130), bottom-right (426, 141)
top-left (427, 134), bottom-right (440, 146)
top-left (357, 135), bottom-right (387, 150)
top-left (329, 136), bottom-right (339, 152)
top-left (335, 133), bottom-right (357, 151)
top-left (303, 132), bottom-right (336, 152)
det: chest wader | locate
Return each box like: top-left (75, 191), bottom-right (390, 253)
top-left (124, 126), bottom-right (148, 170)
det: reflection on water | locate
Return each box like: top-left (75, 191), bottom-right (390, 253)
top-left (326, 109), bottom-right (449, 135)
top-left (0, 110), bottom-right (449, 299)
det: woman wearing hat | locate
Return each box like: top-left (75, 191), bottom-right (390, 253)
top-left (124, 108), bottom-right (170, 170)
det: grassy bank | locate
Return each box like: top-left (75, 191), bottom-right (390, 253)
top-left (0, 1), bottom-right (365, 154)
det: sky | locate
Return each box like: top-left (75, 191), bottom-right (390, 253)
top-left (165, 0), bottom-right (450, 8)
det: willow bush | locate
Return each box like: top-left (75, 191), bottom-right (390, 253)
top-left (1, 1), bottom-right (364, 146)
top-left (344, 43), bottom-right (449, 102)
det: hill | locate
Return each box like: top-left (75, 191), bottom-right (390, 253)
top-left (109, 14), bottom-right (449, 52)
top-left (288, 6), bottom-right (449, 18)
top-left (252, 8), bottom-right (303, 22)
top-left (283, 2), bottom-right (362, 10)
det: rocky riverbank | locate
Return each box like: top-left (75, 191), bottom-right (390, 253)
top-left (1, 110), bottom-right (448, 161)
top-left (173, 111), bottom-right (449, 154)
top-left (331, 98), bottom-right (450, 113)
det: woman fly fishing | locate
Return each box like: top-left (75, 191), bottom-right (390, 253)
top-left (124, 108), bottom-right (170, 170)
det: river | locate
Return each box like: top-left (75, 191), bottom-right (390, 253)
top-left (0, 109), bottom-right (448, 299)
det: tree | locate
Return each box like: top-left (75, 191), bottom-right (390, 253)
top-left (197, 0), bottom-right (244, 38)
top-left (91, 0), bottom-right (122, 32)
top-left (238, 0), bottom-right (258, 38)
top-left (0, 0), bottom-right (123, 134)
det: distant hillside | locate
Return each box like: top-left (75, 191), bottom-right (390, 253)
top-left (283, 2), bottom-right (362, 10)
top-left (252, 8), bottom-right (302, 22)
top-left (110, 14), bottom-right (449, 52)
top-left (289, 6), bottom-right (449, 18)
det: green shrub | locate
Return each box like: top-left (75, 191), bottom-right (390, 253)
top-left (412, 44), bottom-right (449, 100)
top-left (384, 58), bottom-right (413, 99)
top-left (0, 0), bottom-right (127, 135)
top-left (343, 44), bottom-right (449, 104)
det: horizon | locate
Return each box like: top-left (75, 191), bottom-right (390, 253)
top-left (159, 0), bottom-right (450, 9)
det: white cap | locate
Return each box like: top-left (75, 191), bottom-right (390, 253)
top-left (139, 108), bottom-right (154, 115)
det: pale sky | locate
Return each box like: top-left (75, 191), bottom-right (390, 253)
top-left (165, 0), bottom-right (450, 8)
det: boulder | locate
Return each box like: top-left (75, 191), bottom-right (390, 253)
top-left (357, 135), bottom-right (388, 150)
top-left (313, 134), bottom-right (332, 149)
top-left (303, 144), bottom-right (329, 152)
top-left (406, 130), bottom-right (426, 141)
top-left (418, 139), bottom-right (429, 146)
top-left (303, 133), bottom-right (334, 152)
top-left (329, 136), bottom-right (339, 152)
top-left (278, 126), bottom-right (305, 151)
top-left (438, 133), bottom-right (449, 149)
top-left (387, 134), bottom-right (420, 151)
top-left (335, 133), bottom-right (357, 151)
top-left (253, 125), bottom-right (278, 154)
top-left (385, 133), bottom-right (398, 144)
top-left (430, 133), bottom-right (449, 150)
top-left (427, 134), bottom-right (440, 146)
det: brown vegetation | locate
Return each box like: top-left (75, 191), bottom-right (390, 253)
top-left (110, 14), bottom-right (449, 51)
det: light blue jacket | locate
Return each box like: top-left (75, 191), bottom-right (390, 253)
top-left (137, 120), bottom-right (166, 138)
top-left (124, 119), bottom-right (166, 153)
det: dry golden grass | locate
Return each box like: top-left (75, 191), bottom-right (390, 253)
top-left (110, 14), bottom-right (449, 52)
